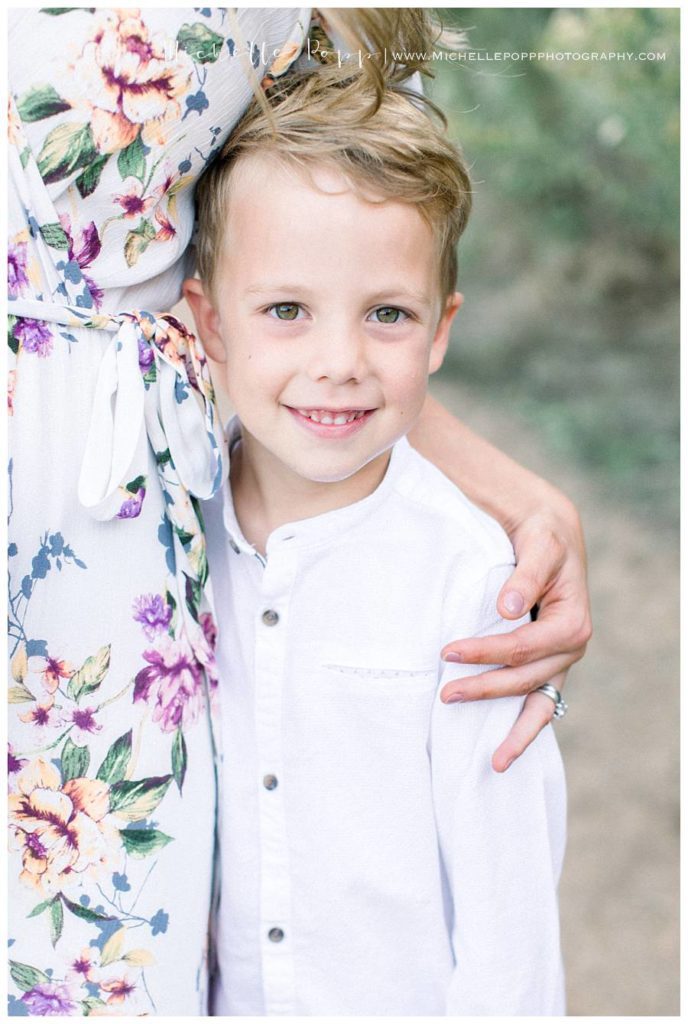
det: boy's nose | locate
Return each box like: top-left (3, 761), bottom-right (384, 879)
top-left (306, 326), bottom-right (367, 385)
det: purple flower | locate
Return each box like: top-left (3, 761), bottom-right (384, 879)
top-left (8, 743), bottom-right (27, 789)
top-left (67, 706), bottom-right (102, 743)
top-left (133, 593), bottom-right (172, 639)
top-left (138, 335), bottom-right (155, 373)
top-left (8, 241), bottom-right (29, 299)
top-left (117, 487), bottom-right (146, 519)
top-left (70, 221), bottom-right (101, 268)
top-left (21, 982), bottom-right (79, 1016)
top-left (59, 216), bottom-right (104, 310)
top-left (8, 743), bottom-right (26, 775)
top-left (133, 634), bottom-right (204, 732)
top-left (14, 318), bottom-right (53, 358)
top-left (199, 612), bottom-right (217, 651)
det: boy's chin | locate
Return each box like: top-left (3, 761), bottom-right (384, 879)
top-left (290, 448), bottom-right (392, 487)
top-left (291, 461), bottom-right (369, 485)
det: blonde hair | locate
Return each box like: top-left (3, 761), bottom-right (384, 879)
top-left (311, 9), bottom-right (467, 98)
top-left (195, 70), bottom-right (472, 303)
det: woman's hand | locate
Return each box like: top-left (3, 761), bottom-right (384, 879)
top-left (409, 394), bottom-right (592, 771)
top-left (440, 499), bottom-right (592, 771)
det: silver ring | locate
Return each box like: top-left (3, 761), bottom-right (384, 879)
top-left (536, 683), bottom-right (568, 719)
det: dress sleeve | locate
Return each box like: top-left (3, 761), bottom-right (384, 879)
top-left (430, 564), bottom-right (567, 1015)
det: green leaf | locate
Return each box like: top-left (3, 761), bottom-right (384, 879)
top-left (68, 644), bottom-right (111, 702)
top-left (9, 961), bottom-right (50, 992)
top-left (36, 121), bottom-right (97, 184)
top-left (8, 317), bottom-right (19, 355)
top-left (96, 729), bottom-right (132, 784)
top-left (20, 147), bottom-right (31, 169)
top-left (100, 926), bottom-right (126, 966)
top-left (119, 827), bottom-right (174, 858)
top-left (171, 729), bottom-right (187, 792)
top-left (17, 84), bottom-right (71, 123)
top-left (82, 996), bottom-right (107, 1014)
top-left (184, 573), bottom-right (201, 622)
top-left (61, 736), bottom-right (90, 782)
top-left (50, 897), bottom-right (64, 947)
top-left (27, 897), bottom-right (55, 919)
top-left (117, 134), bottom-right (146, 181)
top-left (39, 222), bottom-right (70, 250)
top-left (40, 7), bottom-right (90, 13)
top-left (8, 681), bottom-right (37, 703)
top-left (124, 219), bottom-right (157, 268)
top-left (176, 23), bottom-right (224, 64)
top-left (109, 775), bottom-right (173, 821)
top-left (156, 448), bottom-right (172, 467)
top-left (75, 154), bottom-right (109, 199)
top-left (125, 475), bottom-right (146, 494)
top-left (61, 895), bottom-right (114, 923)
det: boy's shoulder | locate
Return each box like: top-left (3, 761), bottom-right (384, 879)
top-left (386, 439), bottom-right (516, 579)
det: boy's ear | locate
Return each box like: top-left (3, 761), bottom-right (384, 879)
top-left (182, 277), bottom-right (227, 364)
top-left (428, 292), bottom-right (463, 374)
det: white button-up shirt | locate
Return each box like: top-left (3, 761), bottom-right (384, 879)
top-left (204, 431), bottom-right (566, 1016)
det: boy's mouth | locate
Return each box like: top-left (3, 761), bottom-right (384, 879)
top-left (285, 406), bottom-right (374, 436)
top-left (294, 408), bottom-right (368, 425)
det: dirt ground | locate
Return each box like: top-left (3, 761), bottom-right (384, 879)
top-left (430, 379), bottom-right (680, 1016)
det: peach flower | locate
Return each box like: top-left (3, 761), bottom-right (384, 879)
top-left (9, 758), bottom-right (121, 895)
top-left (69, 11), bottom-right (194, 154)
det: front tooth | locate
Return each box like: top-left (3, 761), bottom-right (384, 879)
top-left (333, 414), bottom-right (348, 425)
top-left (320, 414), bottom-right (334, 425)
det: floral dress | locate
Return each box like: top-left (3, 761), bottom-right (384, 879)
top-left (7, 8), bottom-right (312, 1016)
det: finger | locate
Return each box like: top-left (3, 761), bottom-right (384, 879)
top-left (496, 530), bottom-right (565, 620)
top-left (441, 612), bottom-right (585, 668)
top-left (491, 680), bottom-right (565, 772)
top-left (440, 654), bottom-right (570, 703)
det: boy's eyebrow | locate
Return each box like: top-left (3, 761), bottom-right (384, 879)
top-left (365, 288), bottom-right (433, 308)
top-left (244, 284), bottom-right (434, 306)
top-left (244, 283), bottom-right (315, 296)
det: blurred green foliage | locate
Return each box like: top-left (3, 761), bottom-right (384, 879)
top-left (428, 8), bottom-right (679, 524)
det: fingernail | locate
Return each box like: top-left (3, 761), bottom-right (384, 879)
top-left (503, 591), bottom-right (525, 616)
top-left (443, 651), bottom-right (464, 663)
top-left (445, 692), bottom-right (465, 704)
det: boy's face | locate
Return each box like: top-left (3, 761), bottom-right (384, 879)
top-left (185, 154), bottom-right (461, 487)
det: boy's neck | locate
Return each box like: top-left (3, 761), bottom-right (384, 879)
top-left (230, 429), bottom-right (392, 555)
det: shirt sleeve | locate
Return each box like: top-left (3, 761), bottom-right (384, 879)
top-left (430, 563), bottom-right (567, 1015)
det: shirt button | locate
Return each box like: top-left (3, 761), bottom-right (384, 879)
top-left (263, 774), bottom-right (278, 791)
top-left (229, 538), bottom-right (240, 554)
top-left (262, 609), bottom-right (279, 627)
top-left (268, 927), bottom-right (284, 943)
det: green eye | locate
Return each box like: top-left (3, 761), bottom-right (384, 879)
top-left (374, 307), bottom-right (404, 324)
top-left (271, 303), bottom-right (300, 321)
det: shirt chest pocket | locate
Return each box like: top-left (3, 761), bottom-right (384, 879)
top-left (319, 662), bottom-right (439, 699)
top-left (308, 664), bottom-right (439, 757)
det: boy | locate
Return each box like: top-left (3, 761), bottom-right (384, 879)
top-left (184, 75), bottom-right (566, 1016)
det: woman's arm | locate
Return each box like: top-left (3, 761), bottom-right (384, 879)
top-left (409, 393), bottom-right (592, 770)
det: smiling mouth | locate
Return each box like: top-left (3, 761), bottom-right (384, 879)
top-left (292, 408), bottom-right (370, 425)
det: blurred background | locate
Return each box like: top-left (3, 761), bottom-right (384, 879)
top-left (175, 7), bottom-right (680, 1015)
top-left (429, 7), bottom-right (680, 1016)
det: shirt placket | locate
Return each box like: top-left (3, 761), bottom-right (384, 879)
top-left (254, 538), bottom-right (298, 1014)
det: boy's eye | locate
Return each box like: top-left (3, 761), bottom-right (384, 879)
top-left (268, 303), bottom-right (301, 321)
top-left (371, 306), bottom-right (407, 324)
